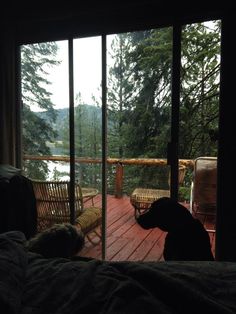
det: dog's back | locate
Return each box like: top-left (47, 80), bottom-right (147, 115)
top-left (163, 218), bottom-right (214, 261)
top-left (137, 197), bottom-right (214, 261)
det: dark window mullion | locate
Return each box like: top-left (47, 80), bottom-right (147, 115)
top-left (68, 38), bottom-right (75, 224)
top-left (170, 24), bottom-right (181, 200)
top-left (101, 34), bottom-right (107, 260)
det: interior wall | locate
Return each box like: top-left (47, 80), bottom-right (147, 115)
top-left (11, 5), bottom-right (223, 44)
top-left (215, 12), bottom-right (236, 261)
top-left (0, 23), bottom-right (19, 166)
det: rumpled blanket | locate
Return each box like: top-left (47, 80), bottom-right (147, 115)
top-left (1, 231), bottom-right (236, 314)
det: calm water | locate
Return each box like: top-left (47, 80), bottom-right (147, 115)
top-left (47, 161), bottom-right (70, 180)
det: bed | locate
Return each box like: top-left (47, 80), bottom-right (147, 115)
top-left (1, 231), bottom-right (236, 314)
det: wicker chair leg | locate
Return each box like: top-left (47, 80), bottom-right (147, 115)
top-left (86, 227), bottom-right (102, 245)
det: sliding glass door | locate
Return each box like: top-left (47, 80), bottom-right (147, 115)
top-left (20, 19), bottom-right (221, 261)
top-left (20, 38), bottom-right (104, 259)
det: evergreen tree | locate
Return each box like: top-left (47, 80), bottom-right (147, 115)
top-left (107, 33), bottom-right (135, 158)
top-left (74, 94), bottom-right (102, 187)
top-left (59, 93), bottom-right (102, 187)
top-left (124, 28), bottom-right (173, 159)
top-left (21, 42), bottom-right (60, 179)
top-left (107, 22), bottom-right (220, 192)
top-left (179, 21), bottom-right (221, 158)
top-left (116, 28), bottom-right (173, 191)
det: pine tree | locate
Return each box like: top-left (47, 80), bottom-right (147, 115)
top-left (107, 33), bottom-right (135, 158)
top-left (107, 22), bottom-right (220, 192)
top-left (179, 21), bottom-right (221, 158)
top-left (124, 28), bottom-right (173, 159)
top-left (21, 42), bottom-right (60, 179)
top-left (74, 94), bottom-right (102, 186)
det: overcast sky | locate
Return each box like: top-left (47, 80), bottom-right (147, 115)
top-left (48, 35), bottom-right (114, 109)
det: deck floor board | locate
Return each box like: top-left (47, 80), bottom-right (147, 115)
top-left (80, 195), bottom-right (216, 261)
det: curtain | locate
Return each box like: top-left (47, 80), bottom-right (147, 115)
top-left (0, 22), bottom-right (20, 167)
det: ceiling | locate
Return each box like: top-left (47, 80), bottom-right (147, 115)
top-left (3, 2), bottom-right (228, 23)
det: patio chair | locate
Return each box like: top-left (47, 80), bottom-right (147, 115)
top-left (80, 186), bottom-right (99, 206)
top-left (130, 165), bottom-right (186, 219)
top-left (189, 157), bottom-right (217, 232)
top-left (32, 180), bottom-right (102, 244)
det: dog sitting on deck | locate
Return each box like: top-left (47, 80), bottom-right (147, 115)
top-left (26, 223), bottom-right (85, 258)
top-left (137, 197), bottom-right (214, 261)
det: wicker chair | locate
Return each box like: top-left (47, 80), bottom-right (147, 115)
top-left (130, 165), bottom-right (186, 219)
top-left (32, 180), bottom-right (102, 244)
top-left (189, 157), bottom-right (217, 232)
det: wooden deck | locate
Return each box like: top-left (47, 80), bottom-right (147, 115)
top-left (80, 194), bottom-right (216, 261)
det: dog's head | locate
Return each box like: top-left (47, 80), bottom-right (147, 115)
top-left (137, 197), bottom-right (192, 231)
top-left (27, 223), bottom-right (85, 258)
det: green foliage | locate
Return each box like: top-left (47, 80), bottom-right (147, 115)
top-left (106, 22), bottom-right (220, 192)
top-left (21, 42), bottom-right (60, 179)
top-left (59, 93), bottom-right (102, 187)
top-left (107, 33), bottom-right (135, 158)
top-left (22, 21), bottom-right (221, 194)
top-left (178, 186), bottom-right (191, 202)
top-left (179, 21), bottom-right (220, 158)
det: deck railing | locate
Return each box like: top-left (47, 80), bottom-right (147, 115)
top-left (23, 155), bottom-right (194, 198)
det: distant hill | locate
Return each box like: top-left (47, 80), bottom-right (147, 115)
top-left (36, 104), bottom-right (101, 141)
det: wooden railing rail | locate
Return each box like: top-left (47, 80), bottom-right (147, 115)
top-left (24, 155), bottom-right (194, 167)
top-left (23, 155), bottom-right (194, 198)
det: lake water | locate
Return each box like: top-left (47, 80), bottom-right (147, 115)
top-left (47, 161), bottom-right (70, 180)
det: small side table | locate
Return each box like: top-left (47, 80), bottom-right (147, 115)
top-left (130, 188), bottom-right (170, 219)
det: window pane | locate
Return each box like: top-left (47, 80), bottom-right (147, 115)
top-left (73, 36), bottom-right (102, 259)
top-left (106, 28), bottom-right (172, 261)
top-left (179, 20), bottom-right (221, 256)
top-left (21, 40), bottom-right (69, 180)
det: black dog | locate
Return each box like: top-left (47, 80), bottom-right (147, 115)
top-left (137, 197), bottom-right (214, 261)
top-left (26, 223), bottom-right (85, 258)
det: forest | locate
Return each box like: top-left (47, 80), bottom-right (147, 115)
top-left (21, 21), bottom-right (221, 199)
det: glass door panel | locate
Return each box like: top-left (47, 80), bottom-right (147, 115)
top-left (73, 36), bottom-right (102, 260)
top-left (21, 40), bottom-right (70, 181)
top-left (106, 28), bottom-right (172, 261)
top-left (179, 20), bottom-right (221, 257)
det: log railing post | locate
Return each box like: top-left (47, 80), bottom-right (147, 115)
top-left (115, 162), bottom-right (123, 198)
